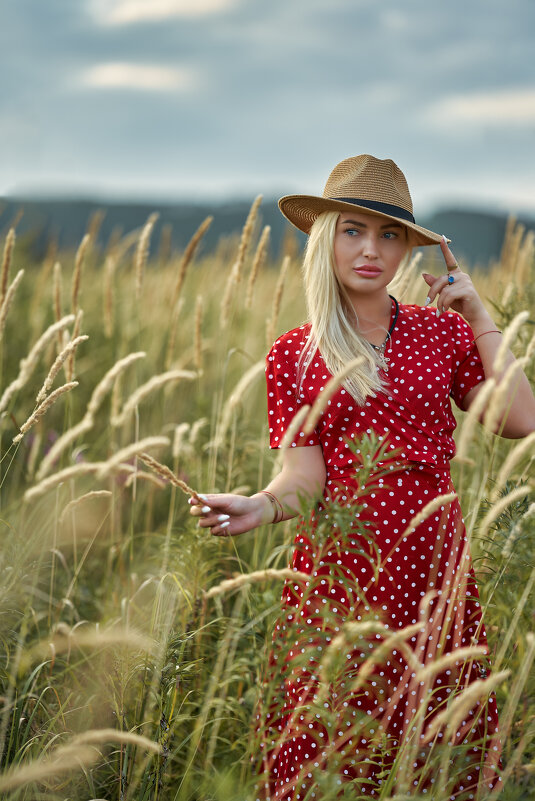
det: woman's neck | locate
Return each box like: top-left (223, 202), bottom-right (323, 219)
top-left (348, 292), bottom-right (393, 339)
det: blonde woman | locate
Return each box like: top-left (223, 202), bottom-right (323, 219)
top-left (190, 155), bottom-right (535, 799)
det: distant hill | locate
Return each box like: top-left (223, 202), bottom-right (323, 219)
top-left (0, 196), bottom-right (533, 268)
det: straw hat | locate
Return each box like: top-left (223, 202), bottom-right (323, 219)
top-left (279, 154), bottom-right (443, 247)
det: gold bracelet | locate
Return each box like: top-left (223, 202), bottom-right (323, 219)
top-left (472, 329), bottom-right (501, 345)
top-left (259, 490), bottom-right (284, 524)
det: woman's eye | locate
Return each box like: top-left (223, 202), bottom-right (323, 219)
top-left (383, 231), bottom-right (398, 240)
top-left (344, 228), bottom-right (359, 236)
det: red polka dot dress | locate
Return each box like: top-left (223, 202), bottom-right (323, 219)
top-left (256, 302), bottom-right (501, 800)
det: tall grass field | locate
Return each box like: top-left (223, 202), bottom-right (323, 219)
top-left (0, 204), bottom-right (534, 800)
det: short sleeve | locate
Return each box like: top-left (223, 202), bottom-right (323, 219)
top-left (449, 313), bottom-right (485, 408)
top-left (265, 335), bottom-right (320, 449)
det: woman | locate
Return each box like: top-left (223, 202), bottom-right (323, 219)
top-left (190, 155), bottom-right (535, 799)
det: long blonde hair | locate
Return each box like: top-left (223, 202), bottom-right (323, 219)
top-left (298, 211), bottom-right (409, 406)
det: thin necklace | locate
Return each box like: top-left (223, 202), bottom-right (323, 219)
top-left (369, 295), bottom-right (399, 372)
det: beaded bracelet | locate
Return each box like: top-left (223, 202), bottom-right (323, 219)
top-left (472, 329), bottom-right (501, 345)
top-left (260, 490), bottom-right (284, 524)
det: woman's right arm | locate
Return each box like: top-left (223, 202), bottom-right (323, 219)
top-left (189, 444), bottom-right (326, 536)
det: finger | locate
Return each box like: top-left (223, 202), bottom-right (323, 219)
top-left (423, 273), bottom-right (453, 305)
top-left (210, 520), bottom-right (232, 537)
top-left (440, 235), bottom-right (461, 272)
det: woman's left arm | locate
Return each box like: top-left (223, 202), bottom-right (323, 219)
top-left (422, 237), bottom-right (535, 438)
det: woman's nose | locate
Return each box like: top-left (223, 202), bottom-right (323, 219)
top-left (362, 233), bottom-right (379, 257)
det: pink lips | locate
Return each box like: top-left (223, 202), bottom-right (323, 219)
top-left (353, 265), bottom-right (382, 277)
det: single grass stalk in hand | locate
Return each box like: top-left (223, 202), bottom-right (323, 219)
top-left (13, 381), bottom-right (79, 443)
top-left (134, 212), bottom-right (159, 301)
top-left (36, 334), bottom-right (88, 404)
top-left (0, 314), bottom-right (75, 415)
top-left (172, 215), bottom-right (213, 307)
top-left (245, 224), bottom-right (270, 309)
top-left (0, 228), bottom-right (15, 307)
top-left (138, 451), bottom-right (200, 499)
top-left (71, 233), bottom-right (90, 315)
top-left (111, 369), bottom-right (196, 427)
top-left (266, 255), bottom-right (290, 347)
top-left (0, 269), bottom-right (24, 345)
top-left (35, 351), bottom-right (145, 480)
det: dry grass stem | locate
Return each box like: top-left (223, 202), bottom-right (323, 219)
top-left (0, 268), bottom-right (24, 344)
top-left (416, 645), bottom-right (488, 682)
top-left (0, 743), bottom-right (98, 792)
top-left (25, 462), bottom-right (111, 502)
top-left (103, 254), bottom-right (116, 338)
top-left (173, 422), bottom-right (191, 460)
top-left (138, 451), bottom-right (199, 497)
top-left (478, 486), bottom-right (532, 554)
top-left (65, 309), bottom-right (83, 382)
top-left (135, 212), bottom-right (158, 300)
top-left (194, 294), bottom-right (203, 370)
top-left (493, 310), bottom-right (529, 373)
top-left (204, 568), bottom-right (308, 599)
top-left (0, 228), bottom-right (16, 306)
top-left (36, 351), bottom-right (146, 480)
top-left (124, 470), bottom-right (167, 489)
top-left (234, 194), bottom-right (263, 286)
top-left (111, 369), bottom-right (196, 427)
top-left (422, 670), bottom-right (510, 745)
top-left (303, 357), bottom-right (365, 435)
top-left (220, 259), bottom-right (240, 327)
top-left (96, 436), bottom-right (170, 479)
top-left (0, 314), bottom-right (75, 414)
top-left (217, 360), bottom-right (266, 443)
top-left (491, 432), bottom-right (535, 502)
top-left (71, 233), bottom-right (90, 314)
top-left (59, 490), bottom-right (112, 525)
top-left (399, 493), bottom-right (457, 540)
top-left (172, 215), bottom-right (212, 306)
top-left (14, 382), bottom-right (79, 443)
top-left (454, 377), bottom-right (496, 464)
top-left (483, 356), bottom-right (530, 433)
top-left (165, 296), bottom-right (184, 368)
top-left (36, 335), bottom-right (88, 404)
top-left (266, 255), bottom-right (290, 346)
top-left (245, 224), bottom-right (270, 309)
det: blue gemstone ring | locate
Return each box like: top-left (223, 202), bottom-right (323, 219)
top-left (447, 275), bottom-right (455, 284)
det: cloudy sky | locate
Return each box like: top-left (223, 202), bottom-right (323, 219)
top-left (2, 0), bottom-right (535, 215)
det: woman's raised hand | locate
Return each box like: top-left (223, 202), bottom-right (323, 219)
top-left (189, 492), bottom-right (274, 536)
top-left (421, 236), bottom-right (490, 327)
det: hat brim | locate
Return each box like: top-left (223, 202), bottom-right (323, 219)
top-left (278, 195), bottom-right (443, 247)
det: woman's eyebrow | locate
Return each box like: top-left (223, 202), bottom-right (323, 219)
top-left (340, 218), bottom-right (404, 230)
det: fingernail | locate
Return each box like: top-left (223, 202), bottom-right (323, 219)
top-left (424, 296), bottom-right (431, 306)
top-left (198, 493), bottom-right (208, 500)
top-left (220, 520), bottom-right (230, 529)
top-left (188, 497), bottom-right (195, 505)
top-left (436, 308), bottom-right (441, 317)
top-left (201, 505), bottom-right (211, 513)
top-left (217, 514), bottom-right (230, 521)
top-left (441, 234), bottom-right (448, 243)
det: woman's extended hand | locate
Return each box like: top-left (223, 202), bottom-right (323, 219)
top-left (189, 492), bottom-right (274, 536)
top-left (421, 236), bottom-right (490, 327)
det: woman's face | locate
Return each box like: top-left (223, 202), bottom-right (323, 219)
top-left (333, 211), bottom-right (409, 300)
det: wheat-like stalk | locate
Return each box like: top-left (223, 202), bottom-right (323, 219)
top-left (194, 294), bottom-right (203, 371)
top-left (0, 314), bottom-right (75, 414)
top-left (164, 296), bottom-right (184, 369)
top-left (95, 436), bottom-right (170, 479)
top-left (491, 432), bottom-right (535, 502)
top-left (204, 568), bottom-right (308, 599)
top-left (124, 470), bottom-right (167, 489)
top-left (302, 357), bottom-right (365, 435)
top-left (35, 351), bottom-right (146, 480)
top-left (416, 645), bottom-right (488, 682)
top-left (65, 309), bottom-right (83, 382)
top-left (36, 335), bottom-right (88, 404)
top-left (134, 212), bottom-right (158, 301)
top-left (245, 224), bottom-right (270, 309)
top-left (103, 254), bottom-right (116, 338)
top-left (483, 356), bottom-right (530, 433)
top-left (138, 451), bottom-right (199, 497)
top-left (399, 493), bottom-right (457, 540)
top-left (421, 670), bottom-right (510, 745)
top-left (501, 503), bottom-right (535, 559)
top-left (190, 417), bottom-right (208, 445)
top-left (172, 422), bottom-right (191, 460)
top-left (0, 228), bottom-right (16, 307)
top-left (454, 377), bottom-right (497, 464)
top-left (0, 269), bottom-right (24, 344)
top-left (25, 462), bottom-right (110, 502)
top-left (234, 195), bottom-right (262, 286)
top-left (477, 486), bottom-right (532, 560)
top-left (172, 215), bottom-right (213, 307)
top-left (217, 360), bottom-right (266, 443)
top-left (71, 233), bottom-right (90, 315)
top-left (493, 310), bottom-right (529, 373)
top-left (266, 255), bottom-right (290, 346)
top-left (220, 260), bottom-right (240, 328)
top-left (111, 370), bottom-right (196, 427)
top-left (59, 490), bottom-right (112, 525)
top-left (13, 381), bottom-right (79, 443)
